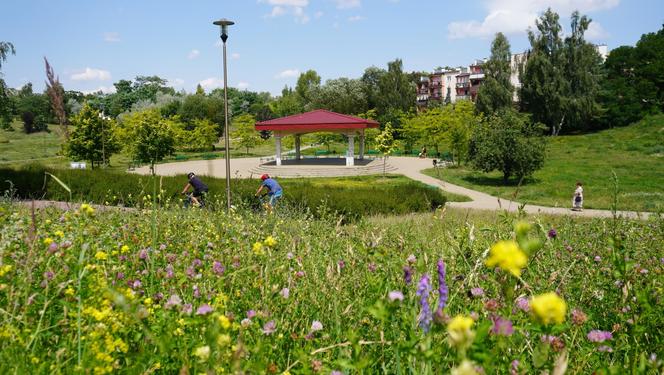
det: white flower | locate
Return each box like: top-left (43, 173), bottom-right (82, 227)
top-left (311, 320), bottom-right (323, 332)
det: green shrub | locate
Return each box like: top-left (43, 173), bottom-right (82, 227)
top-left (0, 167), bottom-right (446, 219)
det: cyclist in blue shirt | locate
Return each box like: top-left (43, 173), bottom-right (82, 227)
top-left (255, 174), bottom-right (283, 208)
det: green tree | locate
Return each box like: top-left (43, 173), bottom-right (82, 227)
top-left (119, 109), bottom-right (176, 173)
top-left (64, 104), bottom-right (119, 168)
top-left (361, 66), bottom-right (386, 110)
top-left (521, 9), bottom-right (602, 135)
top-left (295, 70), bottom-right (321, 109)
top-left (375, 121), bottom-right (397, 175)
top-left (311, 78), bottom-right (368, 114)
top-left (173, 118), bottom-right (218, 151)
top-left (476, 32), bottom-right (514, 115)
top-left (232, 113), bottom-right (261, 154)
top-left (269, 86), bottom-right (303, 117)
top-left (44, 57), bottom-right (68, 138)
top-left (377, 59), bottom-right (416, 115)
top-left (468, 109), bottom-right (546, 183)
top-left (0, 41), bottom-right (16, 129)
top-left (446, 100), bottom-right (477, 165)
top-left (195, 84), bottom-right (205, 95)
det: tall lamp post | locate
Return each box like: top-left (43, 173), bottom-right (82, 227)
top-left (213, 18), bottom-right (234, 211)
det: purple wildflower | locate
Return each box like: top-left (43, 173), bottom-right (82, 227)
top-left (61, 240), bottom-right (72, 249)
top-left (193, 285), bottom-right (201, 299)
top-left (186, 267), bottom-right (195, 278)
top-left (311, 320), bottom-right (323, 332)
top-left (515, 297), bottom-right (530, 312)
top-left (587, 330), bottom-right (613, 343)
top-left (368, 263), bottom-right (377, 272)
top-left (388, 290), bottom-right (404, 302)
top-left (416, 274), bottom-right (432, 332)
top-left (510, 360), bottom-right (519, 375)
top-left (598, 345), bottom-right (613, 352)
top-left (130, 279), bottom-right (142, 289)
top-left (152, 292), bottom-right (164, 302)
top-left (287, 252), bottom-right (294, 260)
top-left (470, 287), bottom-right (484, 297)
top-left (491, 316), bottom-right (514, 336)
top-left (406, 254), bottom-right (417, 264)
top-left (296, 270), bottom-right (305, 278)
top-left (262, 320), bottom-right (276, 335)
top-left (138, 248), bottom-right (148, 260)
top-left (403, 266), bottom-right (413, 285)
top-left (280, 287), bottom-right (290, 299)
top-left (192, 258), bottom-right (203, 268)
top-left (116, 272), bottom-right (125, 280)
top-left (213, 261), bottom-right (225, 275)
top-left (43, 271), bottom-right (54, 280)
top-left (181, 303), bottom-right (193, 315)
top-left (159, 243), bottom-right (167, 251)
top-left (436, 260), bottom-right (448, 312)
top-left (594, 256), bottom-right (601, 262)
top-left (48, 242), bottom-right (59, 253)
top-left (196, 303), bottom-right (213, 315)
top-left (166, 253), bottom-right (177, 263)
top-left (207, 241), bottom-right (214, 249)
top-left (338, 260), bottom-right (345, 270)
top-left (246, 310), bottom-right (256, 319)
top-left (165, 294), bottom-right (182, 309)
top-left (547, 228), bottom-right (557, 239)
top-left (232, 256), bottom-right (240, 268)
top-left (165, 264), bottom-right (174, 279)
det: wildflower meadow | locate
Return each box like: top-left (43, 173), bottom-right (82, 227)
top-left (0, 202), bottom-right (662, 374)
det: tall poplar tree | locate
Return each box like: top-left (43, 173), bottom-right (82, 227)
top-left (476, 32), bottom-right (514, 115)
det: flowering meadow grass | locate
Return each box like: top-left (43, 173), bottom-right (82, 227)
top-left (0, 202), bottom-right (662, 374)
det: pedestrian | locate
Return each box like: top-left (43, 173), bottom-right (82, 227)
top-left (572, 181), bottom-right (583, 211)
top-left (419, 146), bottom-right (427, 158)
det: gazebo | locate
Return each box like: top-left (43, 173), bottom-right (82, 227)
top-left (255, 109), bottom-right (380, 167)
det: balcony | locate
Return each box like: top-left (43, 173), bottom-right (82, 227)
top-left (456, 82), bottom-right (470, 88)
top-left (456, 95), bottom-right (471, 101)
top-left (469, 73), bottom-right (485, 80)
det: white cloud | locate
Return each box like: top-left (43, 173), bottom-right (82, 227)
top-left (335, 0), bottom-right (361, 9)
top-left (314, 11), bottom-right (324, 18)
top-left (585, 21), bottom-right (608, 40)
top-left (103, 32), bottom-right (120, 42)
top-left (82, 86), bottom-right (116, 94)
top-left (231, 53), bottom-right (240, 60)
top-left (261, 0), bottom-right (310, 23)
top-left (170, 78), bottom-right (185, 87)
top-left (188, 49), bottom-right (200, 59)
top-left (237, 82), bottom-right (250, 89)
top-left (274, 69), bottom-right (300, 79)
top-left (447, 0), bottom-right (620, 39)
top-left (199, 77), bottom-right (224, 90)
top-left (348, 15), bottom-right (365, 22)
top-left (70, 68), bottom-right (111, 81)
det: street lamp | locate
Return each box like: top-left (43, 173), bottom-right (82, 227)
top-left (213, 18), bottom-right (234, 211)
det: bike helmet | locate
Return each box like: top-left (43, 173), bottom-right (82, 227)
top-left (261, 174), bottom-right (270, 181)
top-left (188, 172), bottom-right (195, 179)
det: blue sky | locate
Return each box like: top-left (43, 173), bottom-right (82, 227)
top-left (1, 0), bottom-right (662, 96)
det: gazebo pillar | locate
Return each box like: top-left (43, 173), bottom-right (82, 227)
top-left (295, 134), bottom-right (301, 161)
top-left (275, 134), bottom-right (282, 166)
top-left (346, 134), bottom-right (355, 167)
top-left (359, 131), bottom-right (365, 160)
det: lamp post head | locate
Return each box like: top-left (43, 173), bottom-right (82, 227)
top-left (213, 19), bottom-right (234, 43)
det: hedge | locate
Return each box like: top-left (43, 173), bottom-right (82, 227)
top-left (0, 165), bottom-right (446, 219)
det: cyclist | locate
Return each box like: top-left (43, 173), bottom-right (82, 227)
top-left (182, 172), bottom-right (208, 207)
top-left (255, 174), bottom-right (283, 209)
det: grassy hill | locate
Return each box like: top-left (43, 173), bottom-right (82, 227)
top-left (424, 115), bottom-right (664, 212)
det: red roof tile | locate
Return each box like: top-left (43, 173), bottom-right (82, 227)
top-left (255, 109), bottom-right (379, 132)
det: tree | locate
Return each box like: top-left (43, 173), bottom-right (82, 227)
top-left (0, 41), bottom-right (15, 70)
top-left (476, 32), bottom-right (514, 115)
top-left (195, 84), bottom-right (205, 95)
top-left (521, 9), bottom-right (602, 135)
top-left (270, 86), bottom-right (303, 117)
top-left (295, 70), bottom-right (321, 109)
top-left (64, 104), bottom-right (119, 168)
top-left (468, 109), bottom-right (546, 183)
top-left (310, 78), bottom-right (368, 114)
top-left (119, 109), bottom-right (176, 173)
top-left (377, 59), bottom-right (416, 116)
top-left (44, 57), bottom-right (68, 138)
top-left (375, 122), bottom-right (397, 176)
top-left (0, 41), bottom-right (15, 129)
top-left (446, 100), bottom-right (477, 165)
top-left (361, 66), bottom-right (386, 110)
top-left (232, 113), bottom-right (261, 154)
top-left (16, 83), bottom-right (51, 133)
top-left (173, 118), bottom-right (218, 151)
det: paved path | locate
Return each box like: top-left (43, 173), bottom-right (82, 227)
top-left (133, 156), bottom-right (655, 220)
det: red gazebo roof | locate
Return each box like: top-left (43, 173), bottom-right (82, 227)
top-left (255, 109), bottom-right (379, 132)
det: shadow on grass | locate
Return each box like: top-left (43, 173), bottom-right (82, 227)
top-left (457, 173), bottom-right (542, 188)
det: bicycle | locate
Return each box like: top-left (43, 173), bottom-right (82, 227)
top-left (183, 192), bottom-right (206, 208)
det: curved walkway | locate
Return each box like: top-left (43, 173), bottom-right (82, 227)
top-left (133, 156), bottom-right (655, 220)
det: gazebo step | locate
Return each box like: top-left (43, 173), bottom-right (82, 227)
top-left (247, 163), bottom-right (398, 178)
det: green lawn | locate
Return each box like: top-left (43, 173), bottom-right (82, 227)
top-left (423, 115), bottom-right (664, 212)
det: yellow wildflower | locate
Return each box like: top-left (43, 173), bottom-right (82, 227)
top-left (451, 360), bottom-right (479, 375)
top-left (217, 333), bottom-right (231, 347)
top-left (143, 297), bottom-right (153, 306)
top-left (54, 230), bottom-right (64, 238)
top-left (121, 245), bottom-right (130, 253)
top-left (530, 292), bottom-right (567, 325)
top-left (95, 251), bottom-right (108, 261)
top-left (193, 345), bottom-right (210, 361)
top-left (447, 315), bottom-right (475, 349)
top-left (65, 287), bottom-right (75, 296)
top-left (80, 203), bottom-right (95, 215)
top-left (31, 356), bottom-right (39, 364)
top-left (252, 242), bottom-right (265, 256)
top-left (485, 240), bottom-right (527, 277)
top-left (515, 221), bottom-right (531, 237)
top-left (174, 327), bottom-right (184, 336)
top-left (43, 237), bottom-right (54, 245)
top-left (218, 315), bottom-right (231, 330)
top-left (264, 235), bottom-right (277, 247)
top-left (0, 265), bottom-right (12, 277)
